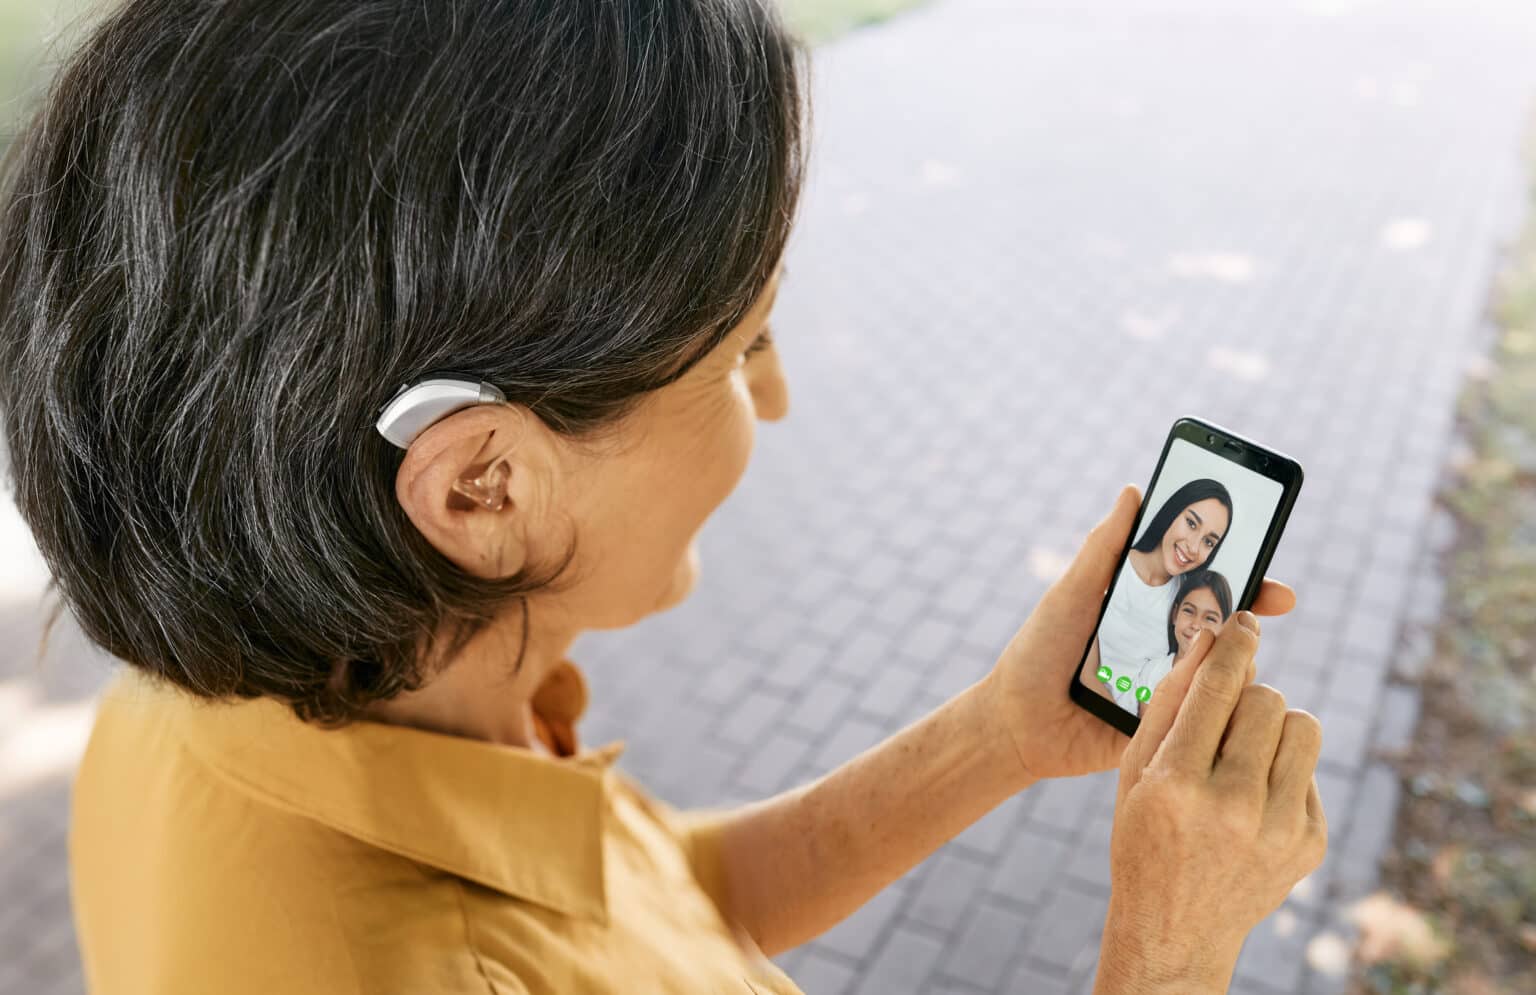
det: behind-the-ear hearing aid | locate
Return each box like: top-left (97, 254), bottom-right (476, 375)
top-left (375, 374), bottom-right (506, 449)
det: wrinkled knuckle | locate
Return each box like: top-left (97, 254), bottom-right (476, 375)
top-left (1217, 800), bottom-right (1263, 839)
top-left (1202, 650), bottom-right (1248, 697)
top-left (1243, 682), bottom-right (1287, 716)
top-left (1286, 709), bottom-right (1324, 750)
top-left (1149, 769), bottom-right (1202, 808)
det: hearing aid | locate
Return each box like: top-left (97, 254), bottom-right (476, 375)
top-left (375, 375), bottom-right (506, 450)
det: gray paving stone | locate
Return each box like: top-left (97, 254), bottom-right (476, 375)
top-left (715, 684), bottom-right (796, 748)
top-left (1060, 815), bottom-right (1114, 893)
top-left (1314, 699), bottom-right (1374, 775)
top-left (1234, 902), bottom-right (1314, 994)
top-left (853, 664), bottom-right (923, 723)
top-left (1370, 683), bottom-right (1421, 757)
top-left (871, 586), bottom-right (934, 634)
top-left (899, 615), bottom-right (964, 663)
top-left (808, 592), bottom-right (872, 643)
top-left (1027, 772), bottom-right (1111, 835)
top-left (1022, 886), bottom-right (1109, 975)
top-left (950, 793), bottom-right (1027, 863)
top-left (1324, 650), bottom-right (1387, 712)
top-left (906, 848), bottom-right (991, 933)
top-left (1331, 762), bottom-right (1403, 904)
top-left (734, 728), bottom-right (819, 796)
top-left (1391, 623), bottom-right (1436, 683)
top-left (808, 713), bottom-right (889, 775)
top-left (1314, 765), bottom-right (1355, 846)
top-left (785, 947), bottom-right (859, 995)
top-left (1007, 961), bottom-right (1073, 995)
top-left (783, 674), bottom-right (862, 740)
top-left (810, 884), bottom-right (908, 964)
top-left (937, 899), bottom-right (1033, 991)
top-left (990, 829), bottom-right (1069, 909)
top-left (759, 637), bottom-right (840, 696)
top-left (831, 629), bottom-right (901, 682)
top-left (847, 924), bottom-right (947, 995)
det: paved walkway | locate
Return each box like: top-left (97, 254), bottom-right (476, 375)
top-left (3, 1), bottom-right (1536, 993)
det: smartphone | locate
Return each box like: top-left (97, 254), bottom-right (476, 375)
top-left (1069, 416), bottom-right (1304, 736)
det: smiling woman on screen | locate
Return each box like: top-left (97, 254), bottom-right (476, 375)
top-left (1090, 478), bottom-right (1233, 680)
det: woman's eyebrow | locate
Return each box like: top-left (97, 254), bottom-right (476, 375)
top-left (1189, 509), bottom-right (1203, 526)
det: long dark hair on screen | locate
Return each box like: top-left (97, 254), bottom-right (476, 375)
top-left (1165, 569), bottom-right (1234, 655)
top-left (1131, 478), bottom-right (1234, 574)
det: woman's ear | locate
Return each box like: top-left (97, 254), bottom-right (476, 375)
top-left (393, 405), bottom-right (551, 579)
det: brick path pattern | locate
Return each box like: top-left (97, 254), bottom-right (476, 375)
top-left (3, 1), bottom-right (1535, 993)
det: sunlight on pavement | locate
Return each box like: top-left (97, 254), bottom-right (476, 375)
top-left (1119, 308), bottom-right (1179, 341)
top-left (1307, 930), bottom-right (1353, 978)
top-left (919, 159), bottom-right (961, 188)
top-left (1166, 252), bottom-right (1257, 283)
top-left (1027, 547), bottom-right (1071, 581)
top-left (1209, 347), bottom-right (1271, 382)
top-left (0, 679), bottom-right (96, 802)
top-left (1273, 906), bottom-right (1299, 938)
top-left (1381, 218), bottom-right (1434, 251)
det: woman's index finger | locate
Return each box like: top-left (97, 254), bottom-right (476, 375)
top-left (1159, 616), bottom-right (1262, 775)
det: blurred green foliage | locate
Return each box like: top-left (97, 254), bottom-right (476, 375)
top-left (1374, 116), bottom-right (1536, 995)
top-left (0, 0), bottom-right (926, 148)
top-left (783, 0), bottom-right (928, 43)
top-left (0, 0), bottom-right (99, 147)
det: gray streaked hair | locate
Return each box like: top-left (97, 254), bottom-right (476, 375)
top-left (0, 0), bottom-right (806, 724)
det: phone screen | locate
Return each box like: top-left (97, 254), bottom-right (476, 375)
top-left (1079, 436), bottom-right (1286, 716)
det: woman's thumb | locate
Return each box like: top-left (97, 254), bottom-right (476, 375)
top-left (1063, 485), bottom-right (1141, 597)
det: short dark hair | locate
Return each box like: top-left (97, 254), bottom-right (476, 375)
top-left (0, 0), bottom-right (806, 724)
top-left (1165, 569), bottom-right (1234, 655)
top-left (1131, 477), bottom-right (1234, 573)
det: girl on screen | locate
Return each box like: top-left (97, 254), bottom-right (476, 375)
top-left (1087, 477), bottom-right (1233, 690)
top-left (1112, 568), bottom-right (1234, 714)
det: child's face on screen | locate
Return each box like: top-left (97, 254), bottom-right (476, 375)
top-left (1173, 586), bottom-right (1227, 656)
top-left (1161, 498), bottom-right (1229, 577)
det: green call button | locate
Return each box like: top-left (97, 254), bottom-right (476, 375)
top-left (1135, 685), bottom-right (1152, 703)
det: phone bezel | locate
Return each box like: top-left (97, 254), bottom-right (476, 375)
top-left (1067, 416), bottom-right (1306, 737)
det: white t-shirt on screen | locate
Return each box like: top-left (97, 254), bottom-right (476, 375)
top-left (1114, 651), bottom-right (1177, 711)
top-left (1097, 558), bottom-right (1177, 679)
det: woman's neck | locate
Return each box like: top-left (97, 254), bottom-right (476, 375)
top-left (1128, 547), bottom-right (1171, 588)
top-left (365, 604), bottom-right (578, 750)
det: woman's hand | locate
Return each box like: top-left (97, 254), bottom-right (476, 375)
top-left (1095, 614), bottom-right (1327, 995)
top-left (981, 485), bottom-right (1297, 782)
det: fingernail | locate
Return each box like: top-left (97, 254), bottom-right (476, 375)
top-left (1236, 611), bottom-right (1259, 634)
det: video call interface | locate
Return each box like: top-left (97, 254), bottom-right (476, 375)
top-left (1083, 438), bottom-right (1284, 715)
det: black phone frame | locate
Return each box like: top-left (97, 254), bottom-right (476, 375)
top-left (1067, 415), bottom-right (1306, 737)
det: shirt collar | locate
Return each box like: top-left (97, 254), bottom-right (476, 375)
top-left (151, 662), bottom-right (625, 925)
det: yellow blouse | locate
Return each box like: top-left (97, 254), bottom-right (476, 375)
top-left (70, 663), bottom-right (806, 994)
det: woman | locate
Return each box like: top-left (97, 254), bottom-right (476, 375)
top-left (1089, 478), bottom-right (1233, 683)
top-left (0, 3), bottom-right (1316, 994)
top-left (1111, 569), bottom-right (1235, 715)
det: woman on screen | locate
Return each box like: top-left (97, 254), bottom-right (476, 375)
top-left (1112, 569), bottom-right (1234, 714)
top-left (1087, 478), bottom-right (1233, 690)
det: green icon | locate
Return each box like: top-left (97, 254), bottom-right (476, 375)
top-left (1096, 666), bottom-right (1113, 683)
top-left (1115, 676), bottom-right (1133, 693)
top-left (1135, 685), bottom-right (1152, 703)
